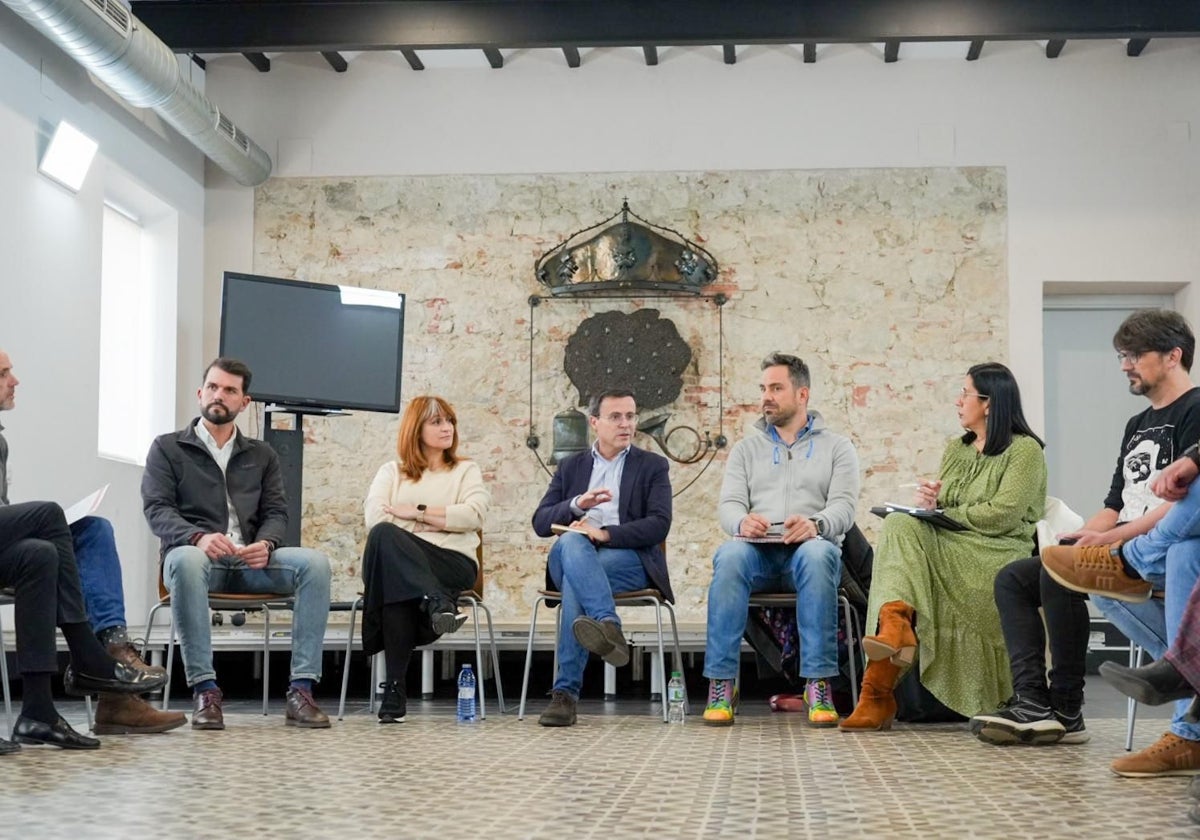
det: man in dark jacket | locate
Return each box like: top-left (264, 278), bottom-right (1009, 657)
top-left (0, 348), bottom-right (183, 736)
top-left (141, 358), bottom-right (332, 731)
top-left (531, 389), bottom-right (672, 727)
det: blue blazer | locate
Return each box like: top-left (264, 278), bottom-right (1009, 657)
top-left (532, 445), bottom-right (674, 603)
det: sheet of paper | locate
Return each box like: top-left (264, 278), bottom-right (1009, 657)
top-left (63, 484), bottom-right (109, 525)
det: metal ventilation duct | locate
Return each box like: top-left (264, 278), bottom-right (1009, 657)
top-left (2, 0), bottom-right (272, 186)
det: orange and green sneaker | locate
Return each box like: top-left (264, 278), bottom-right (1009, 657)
top-left (804, 678), bottom-right (839, 727)
top-left (703, 678), bottom-right (737, 726)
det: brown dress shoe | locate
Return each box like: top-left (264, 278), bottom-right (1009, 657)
top-left (107, 641), bottom-right (168, 678)
top-left (572, 617), bottom-right (630, 667)
top-left (285, 687), bottom-right (331, 728)
top-left (192, 688), bottom-right (225, 730)
top-left (537, 690), bottom-right (577, 727)
top-left (94, 693), bottom-right (188, 734)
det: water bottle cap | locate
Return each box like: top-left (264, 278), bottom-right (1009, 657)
top-left (671, 671), bottom-right (681, 678)
top-left (463, 663), bottom-right (473, 669)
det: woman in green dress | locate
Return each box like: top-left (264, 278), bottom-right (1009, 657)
top-left (840, 362), bottom-right (1047, 730)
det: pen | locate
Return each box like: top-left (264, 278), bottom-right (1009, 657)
top-left (898, 483), bottom-right (921, 489)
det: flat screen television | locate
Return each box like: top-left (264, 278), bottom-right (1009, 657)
top-left (219, 272), bottom-right (405, 413)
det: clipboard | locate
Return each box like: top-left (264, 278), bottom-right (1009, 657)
top-left (870, 504), bottom-right (966, 532)
top-left (551, 523), bottom-right (591, 535)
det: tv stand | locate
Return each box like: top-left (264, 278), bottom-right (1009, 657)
top-left (262, 405), bottom-right (349, 546)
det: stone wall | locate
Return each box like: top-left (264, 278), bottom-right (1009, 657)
top-left (253, 168), bottom-right (1008, 623)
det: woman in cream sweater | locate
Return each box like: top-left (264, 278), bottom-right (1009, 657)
top-left (361, 396), bottom-right (489, 723)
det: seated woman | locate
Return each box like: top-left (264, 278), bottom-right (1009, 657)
top-left (840, 362), bottom-right (1047, 731)
top-left (360, 396), bottom-right (489, 724)
top-left (0, 501), bottom-right (167, 751)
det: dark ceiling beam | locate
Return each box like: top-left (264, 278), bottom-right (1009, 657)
top-left (642, 45), bottom-right (658, 65)
top-left (1127, 37), bottom-right (1151, 55)
top-left (883, 39), bottom-right (899, 62)
top-left (562, 46), bottom-right (581, 67)
top-left (966, 39), bottom-right (985, 60)
top-left (1045, 39), bottom-right (1066, 58)
top-left (321, 51), bottom-right (348, 72)
top-left (803, 42), bottom-right (816, 63)
top-left (129, 1), bottom-right (1200, 54)
top-left (483, 47), bottom-right (504, 68)
top-left (400, 48), bottom-right (425, 70)
top-left (723, 44), bottom-right (736, 64)
top-left (243, 52), bottom-right (270, 72)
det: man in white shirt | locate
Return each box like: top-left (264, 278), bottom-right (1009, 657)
top-left (141, 358), bottom-right (332, 730)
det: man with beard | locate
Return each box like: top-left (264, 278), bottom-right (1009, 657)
top-left (141, 358), bottom-right (332, 730)
top-left (0, 349), bottom-right (185, 735)
top-left (973, 309), bottom-right (1200, 774)
top-left (701, 352), bottom-right (860, 727)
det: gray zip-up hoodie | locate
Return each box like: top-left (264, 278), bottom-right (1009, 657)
top-left (717, 410), bottom-right (860, 542)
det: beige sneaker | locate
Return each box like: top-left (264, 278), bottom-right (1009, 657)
top-left (1111, 732), bottom-right (1200, 777)
top-left (1040, 541), bottom-right (1153, 603)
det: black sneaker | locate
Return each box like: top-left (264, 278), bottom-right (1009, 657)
top-left (970, 695), bottom-right (1065, 746)
top-left (378, 680), bottom-right (406, 724)
top-left (1054, 708), bottom-right (1090, 744)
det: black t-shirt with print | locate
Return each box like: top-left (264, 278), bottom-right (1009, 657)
top-left (1104, 386), bottom-right (1200, 520)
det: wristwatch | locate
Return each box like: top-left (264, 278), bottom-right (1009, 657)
top-left (416, 503), bottom-right (427, 523)
top-left (810, 517), bottom-right (826, 536)
top-left (1185, 444), bottom-right (1200, 470)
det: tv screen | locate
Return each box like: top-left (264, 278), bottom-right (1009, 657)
top-left (219, 272), bottom-right (405, 413)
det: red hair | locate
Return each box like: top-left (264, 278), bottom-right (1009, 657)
top-left (396, 396), bottom-right (460, 480)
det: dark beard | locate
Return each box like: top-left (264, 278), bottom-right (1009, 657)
top-left (201, 403), bottom-right (235, 425)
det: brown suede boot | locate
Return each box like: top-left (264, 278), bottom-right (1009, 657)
top-left (862, 600), bottom-right (917, 666)
top-left (839, 658), bottom-right (900, 732)
top-left (93, 693), bottom-right (187, 734)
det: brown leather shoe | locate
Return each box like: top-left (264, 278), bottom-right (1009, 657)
top-left (572, 616), bottom-right (630, 667)
top-left (537, 690), bottom-right (577, 727)
top-left (94, 693), bottom-right (187, 734)
top-left (192, 688), bottom-right (225, 730)
top-left (107, 641), bottom-right (168, 678)
top-left (285, 687), bottom-right (331, 728)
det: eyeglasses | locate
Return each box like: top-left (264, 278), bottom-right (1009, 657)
top-left (959, 388), bottom-right (989, 401)
top-left (601, 412), bottom-right (638, 425)
top-left (1116, 351), bottom-right (1144, 365)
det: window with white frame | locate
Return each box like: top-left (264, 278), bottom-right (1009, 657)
top-left (97, 174), bottom-right (177, 465)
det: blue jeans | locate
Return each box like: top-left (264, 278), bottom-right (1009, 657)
top-left (1094, 480), bottom-right (1200, 741)
top-left (703, 538), bottom-right (842, 681)
top-left (70, 516), bottom-right (126, 633)
top-left (163, 545), bottom-right (332, 687)
top-left (547, 532), bottom-right (648, 699)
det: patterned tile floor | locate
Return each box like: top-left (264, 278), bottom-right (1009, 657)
top-left (0, 688), bottom-right (1195, 839)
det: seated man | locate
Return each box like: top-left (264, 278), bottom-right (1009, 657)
top-left (1042, 441), bottom-right (1200, 776)
top-left (703, 352), bottom-right (860, 727)
top-left (141, 357), bottom-right (332, 731)
top-left (531, 389), bottom-right (672, 727)
top-left (0, 349), bottom-right (184, 734)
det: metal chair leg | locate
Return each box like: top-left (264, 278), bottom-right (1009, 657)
top-left (477, 600), bottom-right (507, 713)
top-left (262, 606), bottom-right (271, 716)
top-left (652, 600), bottom-right (668, 723)
top-left (664, 601), bottom-right (687, 713)
top-left (0, 607), bottom-right (12, 734)
top-left (839, 594), bottom-right (860, 708)
top-left (337, 597), bottom-right (361, 720)
top-left (1123, 643), bottom-right (1142, 748)
top-left (518, 596), bottom-right (546, 720)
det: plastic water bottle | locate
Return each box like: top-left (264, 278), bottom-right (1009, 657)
top-left (456, 663), bottom-right (477, 723)
top-left (667, 671), bottom-right (685, 724)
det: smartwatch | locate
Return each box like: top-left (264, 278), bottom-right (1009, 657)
top-left (811, 517), bottom-right (825, 536)
top-left (416, 503), bottom-right (427, 523)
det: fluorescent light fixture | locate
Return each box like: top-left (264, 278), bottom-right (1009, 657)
top-left (39, 121), bottom-right (98, 192)
top-left (339, 285), bottom-right (403, 309)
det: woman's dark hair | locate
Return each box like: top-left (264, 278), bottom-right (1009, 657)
top-left (961, 362), bottom-right (1045, 455)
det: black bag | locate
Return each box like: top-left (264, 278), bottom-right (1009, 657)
top-left (894, 665), bottom-right (967, 723)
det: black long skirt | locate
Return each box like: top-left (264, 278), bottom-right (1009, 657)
top-left (360, 522), bottom-right (477, 656)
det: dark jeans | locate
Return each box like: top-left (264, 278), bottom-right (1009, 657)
top-left (0, 501), bottom-right (89, 673)
top-left (71, 516), bottom-right (126, 633)
top-left (993, 555), bottom-right (1090, 709)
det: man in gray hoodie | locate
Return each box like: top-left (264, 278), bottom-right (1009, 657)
top-left (702, 352), bottom-right (861, 727)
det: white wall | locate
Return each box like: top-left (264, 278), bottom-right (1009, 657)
top-left (0, 10), bottom-right (207, 623)
top-left (202, 39), bottom-right (1200, 431)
